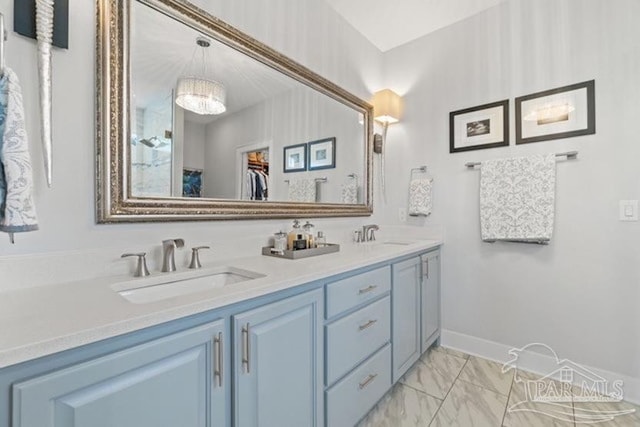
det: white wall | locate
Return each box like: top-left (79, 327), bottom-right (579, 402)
top-left (183, 121), bottom-right (206, 172)
top-left (0, 0), bottom-right (382, 265)
top-left (382, 0), bottom-right (639, 385)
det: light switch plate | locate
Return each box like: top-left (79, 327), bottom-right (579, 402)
top-left (619, 200), bottom-right (638, 221)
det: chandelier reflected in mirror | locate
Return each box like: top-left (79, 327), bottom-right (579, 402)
top-left (175, 37), bottom-right (227, 115)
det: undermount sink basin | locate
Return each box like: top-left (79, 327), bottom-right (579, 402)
top-left (112, 267), bottom-right (265, 304)
top-left (380, 240), bottom-right (415, 246)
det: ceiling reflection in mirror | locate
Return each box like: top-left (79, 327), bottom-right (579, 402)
top-left (129, 1), bottom-right (366, 204)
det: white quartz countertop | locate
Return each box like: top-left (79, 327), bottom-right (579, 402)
top-left (0, 239), bottom-right (441, 369)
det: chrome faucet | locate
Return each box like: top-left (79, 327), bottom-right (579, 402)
top-left (362, 224), bottom-right (379, 242)
top-left (162, 238), bottom-right (185, 272)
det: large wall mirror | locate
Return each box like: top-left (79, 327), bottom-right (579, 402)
top-left (96, 0), bottom-right (373, 222)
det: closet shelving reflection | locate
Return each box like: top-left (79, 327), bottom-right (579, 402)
top-left (246, 151), bottom-right (269, 201)
top-left (247, 160), bottom-right (269, 172)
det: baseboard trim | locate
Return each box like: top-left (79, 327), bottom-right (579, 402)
top-left (441, 329), bottom-right (639, 405)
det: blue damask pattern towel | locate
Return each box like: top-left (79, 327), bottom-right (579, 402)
top-left (0, 68), bottom-right (38, 234)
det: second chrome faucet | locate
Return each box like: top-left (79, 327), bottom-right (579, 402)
top-left (354, 224), bottom-right (379, 242)
top-left (162, 238), bottom-right (185, 272)
top-left (362, 224), bottom-right (379, 242)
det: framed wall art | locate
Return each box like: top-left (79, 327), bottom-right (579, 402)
top-left (515, 80), bottom-right (595, 145)
top-left (283, 143), bottom-right (307, 172)
top-left (182, 168), bottom-right (203, 197)
top-left (308, 137), bottom-right (336, 170)
top-left (450, 100), bottom-right (509, 153)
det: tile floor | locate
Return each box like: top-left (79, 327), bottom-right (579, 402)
top-left (358, 346), bottom-right (640, 427)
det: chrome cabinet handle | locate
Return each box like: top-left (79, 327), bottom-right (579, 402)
top-left (358, 284), bottom-right (377, 295)
top-left (214, 332), bottom-right (223, 387)
top-left (358, 319), bottom-right (378, 331)
top-left (359, 373), bottom-right (378, 390)
top-left (242, 324), bottom-right (250, 374)
top-left (423, 259), bottom-right (429, 278)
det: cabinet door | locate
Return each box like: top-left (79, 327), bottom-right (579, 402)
top-left (234, 289), bottom-right (323, 427)
top-left (12, 320), bottom-right (227, 427)
top-left (421, 251), bottom-right (441, 352)
top-left (392, 257), bottom-right (422, 383)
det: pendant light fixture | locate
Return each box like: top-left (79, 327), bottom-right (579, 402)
top-left (175, 37), bottom-right (227, 115)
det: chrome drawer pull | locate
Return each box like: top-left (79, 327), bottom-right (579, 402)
top-left (214, 332), bottom-right (223, 387)
top-left (359, 373), bottom-right (378, 390)
top-left (358, 319), bottom-right (378, 331)
top-left (242, 324), bottom-right (250, 374)
top-left (358, 285), bottom-right (377, 295)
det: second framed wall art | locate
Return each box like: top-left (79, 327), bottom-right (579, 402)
top-left (308, 137), bottom-right (336, 171)
top-left (515, 80), bottom-right (595, 145)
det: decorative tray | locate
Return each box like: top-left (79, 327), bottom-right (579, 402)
top-left (261, 243), bottom-right (340, 260)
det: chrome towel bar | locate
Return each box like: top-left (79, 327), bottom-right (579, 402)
top-left (465, 151), bottom-right (578, 168)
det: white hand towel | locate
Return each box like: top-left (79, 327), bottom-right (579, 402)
top-left (480, 154), bottom-right (556, 243)
top-left (408, 178), bottom-right (433, 216)
top-left (0, 68), bottom-right (38, 234)
top-left (341, 178), bottom-right (358, 204)
top-left (288, 178), bottom-right (316, 203)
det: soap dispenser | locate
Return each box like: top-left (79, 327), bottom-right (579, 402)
top-left (273, 231), bottom-right (287, 254)
top-left (302, 221), bottom-right (316, 248)
top-left (287, 220), bottom-right (302, 250)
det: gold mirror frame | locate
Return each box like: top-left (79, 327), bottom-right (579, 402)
top-left (96, 0), bottom-right (373, 222)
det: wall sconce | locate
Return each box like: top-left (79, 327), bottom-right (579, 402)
top-left (371, 89), bottom-right (403, 202)
top-left (373, 89), bottom-right (403, 124)
top-left (371, 89), bottom-right (403, 153)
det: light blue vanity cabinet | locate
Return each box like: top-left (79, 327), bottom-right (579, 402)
top-left (391, 256), bottom-right (422, 383)
top-left (392, 248), bottom-right (442, 383)
top-left (421, 250), bottom-right (441, 351)
top-left (12, 319), bottom-right (227, 427)
top-left (325, 266), bottom-right (393, 427)
top-left (233, 288), bottom-right (323, 427)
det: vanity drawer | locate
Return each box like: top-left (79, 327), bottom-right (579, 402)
top-left (326, 296), bottom-right (390, 385)
top-left (326, 266), bottom-right (391, 318)
top-left (326, 344), bottom-right (391, 427)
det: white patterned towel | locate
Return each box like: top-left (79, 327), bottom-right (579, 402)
top-left (409, 178), bottom-right (433, 216)
top-left (0, 68), bottom-right (38, 234)
top-left (480, 154), bottom-right (555, 243)
top-left (288, 178), bottom-right (316, 203)
top-left (341, 177), bottom-right (358, 204)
